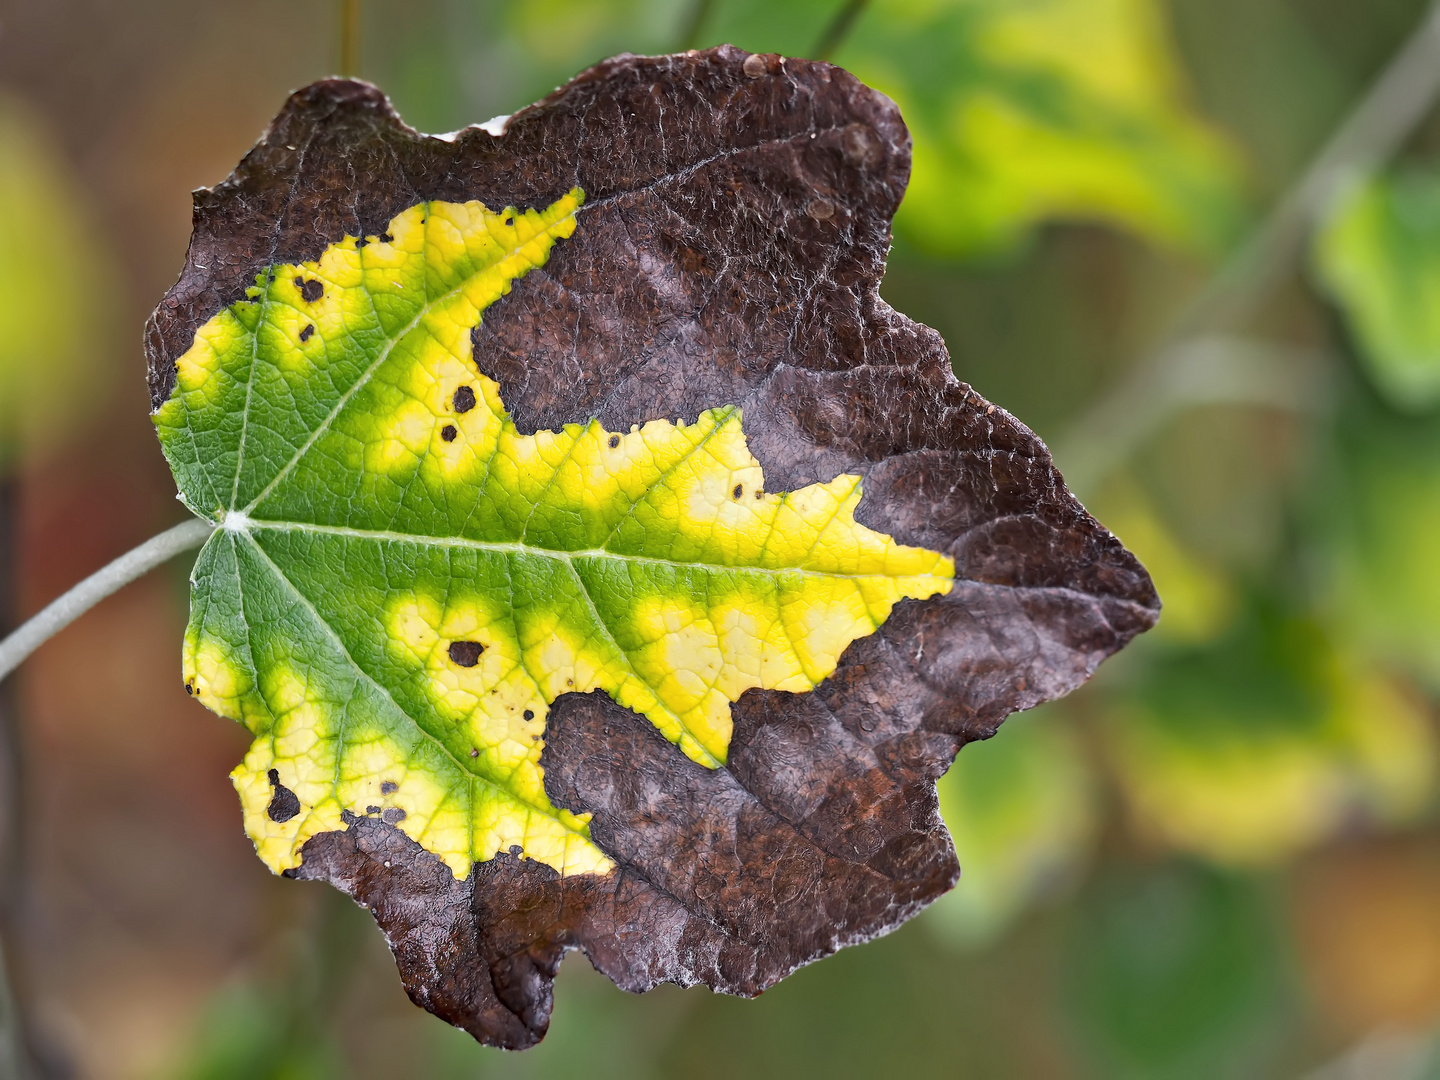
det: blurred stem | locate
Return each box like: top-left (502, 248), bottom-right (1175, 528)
top-left (0, 468), bottom-right (36, 1080)
top-left (1055, 0), bottom-right (1440, 493)
top-left (0, 517), bottom-right (214, 686)
top-left (0, 937), bottom-right (31, 1080)
top-left (339, 0), bottom-right (360, 77)
top-left (814, 0), bottom-right (870, 61)
top-left (678, 0), bottom-right (717, 50)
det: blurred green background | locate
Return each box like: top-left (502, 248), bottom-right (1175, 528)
top-left (5, 0), bottom-right (1440, 1076)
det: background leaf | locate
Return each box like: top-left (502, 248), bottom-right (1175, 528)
top-left (0, 95), bottom-right (116, 466)
top-left (1315, 167), bottom-right (1440, 410)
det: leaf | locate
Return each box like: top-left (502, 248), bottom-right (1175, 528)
top-left (1314, 168), bottom-right (1440, 411)
top-left (1064, 862), bottom-right (1289, 1079)
top-left (146, 50), bottom-right (1158, 1048)
top-left (1326, 409), bottom-right (1440, 688)
top-left (159, 185), bottom-right (954, 878)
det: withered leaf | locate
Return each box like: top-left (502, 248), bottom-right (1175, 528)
top-left (145, 47), bottom-right (1158, 1049)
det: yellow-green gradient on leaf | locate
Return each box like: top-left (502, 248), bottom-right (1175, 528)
top-left (155, 189), bottom-right (955, 882)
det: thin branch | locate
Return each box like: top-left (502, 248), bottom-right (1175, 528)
top-left (1054, 0), bottom-right (1440, 491)
top-left (0, 517), bottom-right (214, 686)
top-left (678, 0), bottom-right (717, 51)
top-left (1056, 337), bottom-right (1333, 493)
top-left (814, 0), bottom-right (870, 61)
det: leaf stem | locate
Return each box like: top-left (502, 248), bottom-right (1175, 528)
top-left (0, 517), bottom-right (215, 686)
top-left (678, 0), bottom-right (717, 51)
top-left (0, 934), bottom-right (33, 1080)
top-left (339, 0), bottom-right (360, 77)
top-left (1054, 0), bottom-right (1440, 493)
top-left (814, 0), bottom-right (871, 61)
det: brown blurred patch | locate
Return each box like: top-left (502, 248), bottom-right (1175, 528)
top-left (1293, 836), bottom-right (1440, 1035)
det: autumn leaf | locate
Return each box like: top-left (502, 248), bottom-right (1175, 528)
top-left (146, 49), bottom-right (1158, 1048)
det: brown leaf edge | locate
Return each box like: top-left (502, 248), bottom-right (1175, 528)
top-left (145, 46), bottom-right (1160, 1049)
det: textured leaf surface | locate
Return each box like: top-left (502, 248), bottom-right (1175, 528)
top-left (147, 49), bottom-right (1158, 1049)
top-left (494, 0), bottom-right (1245, 258)
top-left (1315, 169), bottom-right (1440, 410)
top-left (158, 186), bottom-right (952, 879)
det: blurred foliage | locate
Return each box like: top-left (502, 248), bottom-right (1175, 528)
top-left (930, 705), bottom-right (1096, 945)
top-left (1315, 167), bottom-right (1440, 410)
top-left (0, 95), bottom-right (116, 467)
top-left (1324, 399), bottom-right (1440, 693)
top-left (1107, 601), bottom-right (1434, 866)
top-left (1063, 862), bottom-right (1295, 1080)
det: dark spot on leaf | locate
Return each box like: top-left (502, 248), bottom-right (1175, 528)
top-left (523, 709), bottom-right (534, 721)
top-left (608, 434), bottom-right (620, 449)
top-left (449, 640), bottom-right (484, 666)
top-left (299, 323), bottom-right (314, 342)
top-left (266, 768), bottom-right (300, 823)
top-left (355, 237), bottom-right (367, 248)
top-left (469, 748), bottom-right (480, 758)
top-left (367, 804), bottom-right (382, 815)
top-left (453, 386), bottom-right (477, 413)
top-left (380, 780), bottom-right (398, 795)
top-left (382, 807), bottom-right (407, 824)
top-left (733, 484), bottom-right (743, 499)
top-left (184, 682), bottom-right (194, 695)
top-left (380, 232), bottom-right (394, 243)
top-left (755, 490), bottom-right (763, 498)
top-left (441, 424), bottom-right (458, 442)
top-left (295, 277), bottom-right (324, 302)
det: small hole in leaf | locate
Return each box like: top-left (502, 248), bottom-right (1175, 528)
top-left (733, 484), bottom-right (743, 499)
top-left (608, 434), bottom-right (620, 449)
top-left (299, 324), bottom-right (314, 342)
top-left (441, 424), bottom-right (458, 442)
top-left (449, 640), bottom-right (484, 666)
top-left (453, 386), bottom-right (476, 413)
top-left (380, 232), bottom-right (394, 243)
top-left (523, 709), bottom-right (534, 721)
